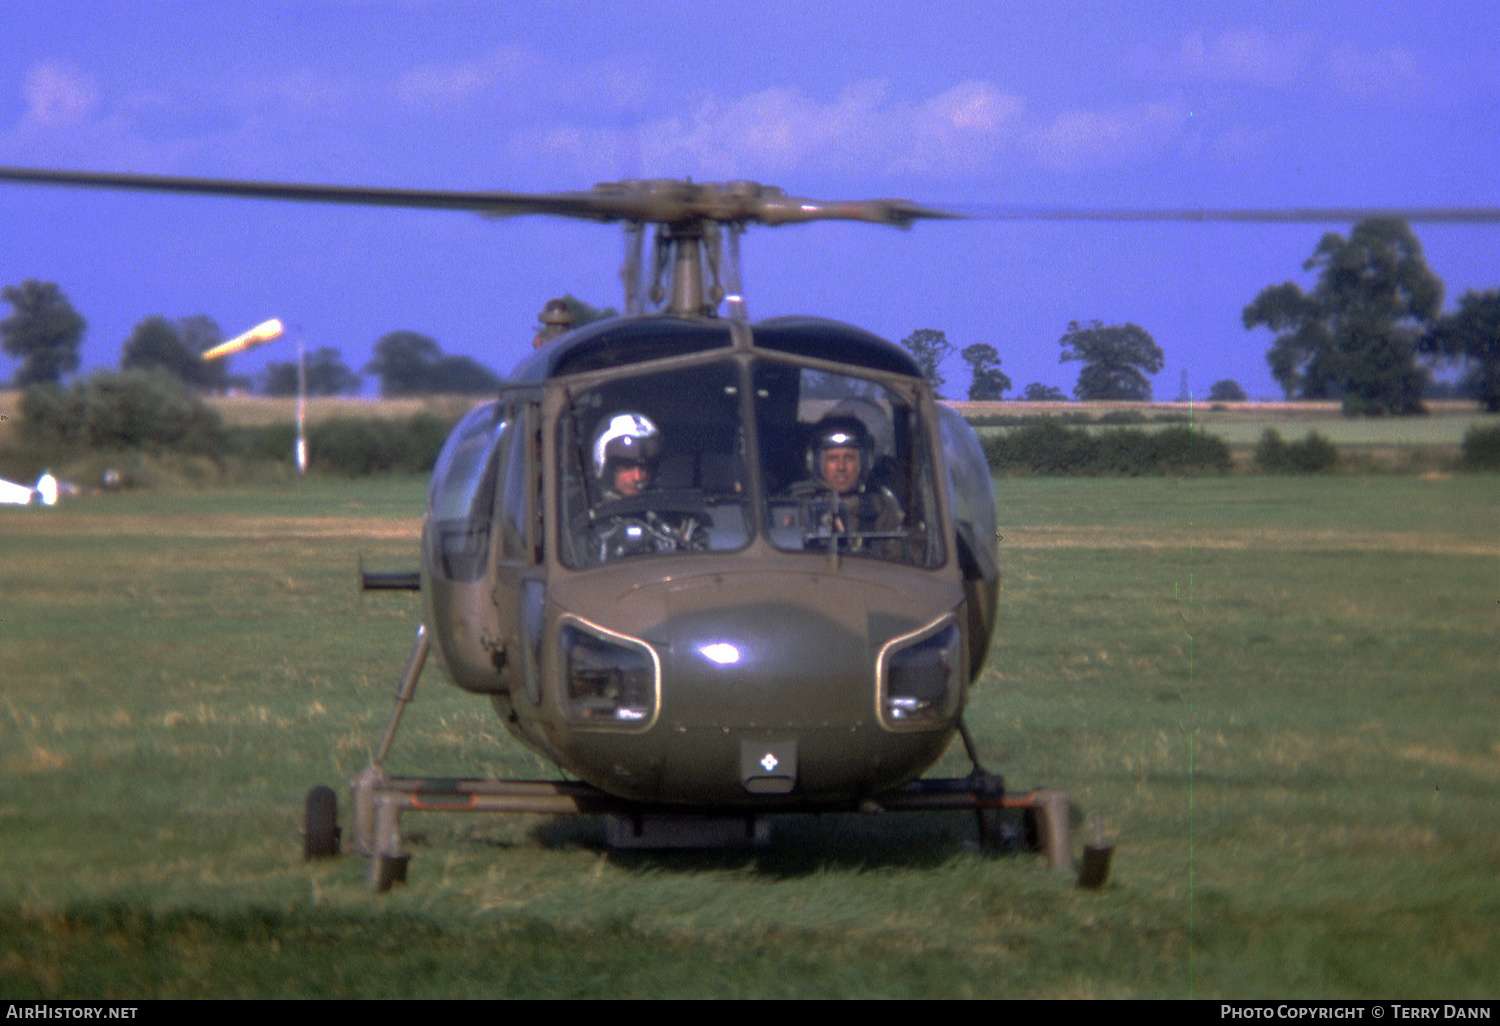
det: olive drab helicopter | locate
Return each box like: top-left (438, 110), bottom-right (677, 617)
top-left (1, 166), bottom-right (1086, 890)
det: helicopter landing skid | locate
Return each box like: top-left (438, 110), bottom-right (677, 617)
top-left (319, 766), bottom-right (1079, 892)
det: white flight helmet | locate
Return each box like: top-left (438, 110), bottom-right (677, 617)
top-left (592, 412), bottom-right (662, 480)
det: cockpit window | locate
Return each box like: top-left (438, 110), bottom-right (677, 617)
top-left (754, 364), bottom-right (944, 567)
top-left (556, 358), bottom-right (945, 569)
top-left (559, 362), bottom-right (750, 567)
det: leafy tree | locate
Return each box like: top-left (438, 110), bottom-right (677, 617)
top-left (179, 315), bottom-right (229, 393)
top-left (1, 279), bottom-right (86, 387)
top-left (1254, 429), bottom-right (1339, 474)
top-left (426, 354), bottom-right (503, 394)
top-left (366, 330), bottom-right (501, 397)
top-left (1243, 218), bottom-right (1440, 416)
top-left (1058, 320), bottom-right (1164, 401)
top-left (1208, 379), bottom-right (1248, 402)
top-left (1021, 382), bottom-right (1068, 402)
top-left (121, 315), bottom-right (225, 392)
top-left (960, 343), bottom-right (1011, 401)
top-left (263, 347), bottom-right (362, 397)
top-left (899, 329), bottom-right (952, 396)
top-left (367, 331), bottom-right (441, 396)
top-left (1460, 424), bottom-right (1500, 470)
top-left (1426, 290), bottom-right (1500, 412)
top-left (20, 368), bottom-right (224, 453)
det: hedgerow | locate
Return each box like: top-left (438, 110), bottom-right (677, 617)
top-left (1254, 429), bottom-right (1340, 473)
top-left (980, 421), bottom-right (1232, 476)
top-left (1458, 424), bottom-right (1500, 471)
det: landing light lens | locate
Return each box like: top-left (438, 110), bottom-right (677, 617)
top-left (880, 621), bottom-right (961, 729)
top-left (699, 642), bottom-right (741, 665)
top-left (560, 622), bottom-right (658, 729)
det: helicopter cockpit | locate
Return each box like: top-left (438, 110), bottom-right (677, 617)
top-left (552, 353), bottom-right (944, 569)
top-left (560, 360), bottom-right (750, 565)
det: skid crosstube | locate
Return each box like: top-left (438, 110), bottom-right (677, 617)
top-left (345, 764), bottom-right (1076, 891)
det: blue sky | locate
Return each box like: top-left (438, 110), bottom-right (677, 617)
top-left (2, 0), bottom-right (1497, 399)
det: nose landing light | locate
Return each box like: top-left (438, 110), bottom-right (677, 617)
top-left (699, 642), bottom-right (742, 665)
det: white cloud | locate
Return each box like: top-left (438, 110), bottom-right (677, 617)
top-left (896, 82), bottom-right (1026, 174)
top-left (1141, 30), bottom-right (1425, 102)
top-left (1027, 101), bottom-right (1186, 171)
top-left (638, 84), bottom-right (871, 176)
top-left (1326, 44), bottom-right (1423, 100)
top-left (395, 45), bottom-right (651, 114)
top-left (23, 64), bottom-right (100, 129)
top-left (634, 80), bottom-right (1023, 178)
top-left (1174, 29), bottom-right (1312, 85)
top-left (396, 45), bottom-right (538, 106)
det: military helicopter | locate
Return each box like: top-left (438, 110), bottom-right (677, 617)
top-left (0, 166), bottom-right (1075, 889)
top-left (11, 165), bottom-right (1495, 890)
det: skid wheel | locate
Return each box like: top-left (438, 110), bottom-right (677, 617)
top-left (973, 770), bottom-right (1020, 853)
top-left (373, 854), bottom-right (410, 893)
top-left (303, 785), bottom-right (341, 860)
top-left (1019, 805), bottom-right (1042, 851)
top-left (977, 806), bottom-right (1032, 853)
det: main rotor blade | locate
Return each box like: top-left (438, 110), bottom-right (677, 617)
top-left (961, 204), bottom-right (1500, 225)
top-left (0, 166), bottom-right (617, 220)
top-left (0, 166), bottom-right (959, 229)
top-left (7, 166), bottom-right (1488, 226)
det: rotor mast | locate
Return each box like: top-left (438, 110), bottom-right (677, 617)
top-left (596, 179), bottom-right (957, 319)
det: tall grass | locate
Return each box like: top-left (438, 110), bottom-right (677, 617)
top-left (1, 476), bottom-right (1496, 997)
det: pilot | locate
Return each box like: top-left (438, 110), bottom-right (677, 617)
top-left (594, 412), bottom-right (661, 500)
top-left (589, 412), bottom-right (707, 559)
top-left (803, 415), bottom-right (904, 552)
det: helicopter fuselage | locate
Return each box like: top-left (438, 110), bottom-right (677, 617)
top-left (421, 313), bottom-right (999, 807)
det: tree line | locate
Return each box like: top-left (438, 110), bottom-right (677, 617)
top-left (898, 216), bottom-right (1500, 414)
top-left (6, 216), bottom-right (1499, 414)
top-left (0, 280), bottom-right (507, 398)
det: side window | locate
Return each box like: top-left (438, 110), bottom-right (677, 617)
top-left (427, 402), bottom-right (504, 581)
top-left (938, 405), bottom-right (997, 582)
top-left (496, 402), bottom-right (543, 565)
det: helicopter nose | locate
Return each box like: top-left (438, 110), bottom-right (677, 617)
top-left (656, 600), bottom-right (871, 730)
top-left (554, 569), bottom-right (962, 804)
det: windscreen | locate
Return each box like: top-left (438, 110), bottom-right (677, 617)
top-left (558, 361), bottom-right (751, 567)
top-left (556, 358), bottom-right (946, 570)
top-left (753, 363), bottom-right (944, 568)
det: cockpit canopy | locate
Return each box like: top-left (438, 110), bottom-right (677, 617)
top-left (558, 356), bottom-right (944, 568)
top-left (427, 317), bottom-right (996, 582)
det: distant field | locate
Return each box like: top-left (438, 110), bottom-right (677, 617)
top-left (954, 398), bottom-right (1500, 451)
top-left (2, 475), bottom-right (1496, 997)
top-left (204, 393), bottom-right (486, 427)
top-left (0, 390), bottom-right (485, 431)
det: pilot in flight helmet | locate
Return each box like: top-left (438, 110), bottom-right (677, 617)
top-left (807, 415), bottom-right (874, 485)
top-left (592, 412), bottom-right (662, 482)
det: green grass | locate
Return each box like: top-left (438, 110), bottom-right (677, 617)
top-left (2, 476), bottom-right (1497, 997)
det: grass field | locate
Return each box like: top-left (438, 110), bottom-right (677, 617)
top-left (2, 475), bottom-right (1497, 998)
